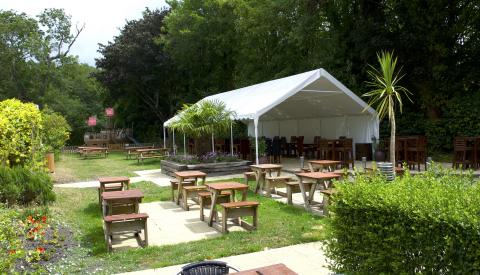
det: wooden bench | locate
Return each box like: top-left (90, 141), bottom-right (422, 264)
top-left (198, 191), bottom-right (232, 221)
top-left (182, 185), bottom-right (207, 211)
top-left (170, 178), bottom-right (196, 202)
top-left (243, 171), bottom-right (256, 184)
top-left (285, 181), bottom-right (314, 205)
top-left (264, 176), bottom-right (294, 197)
top-left (220, 201), bottom-right (259, 233)
top-left (104, 213), bottom-right (148, 252)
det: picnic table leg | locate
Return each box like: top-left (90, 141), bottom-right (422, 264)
top-left (254, 168), bottom-right (262, 193)
top-left (298, 177), bottom-right (311, 211)
top-left (144, 218), bottom-right (149, 247)
top-left (175, 176), bottom-right (184, 205)
top-left (308, 163), bottom-right (314, 172)
top-left (308, 182), bottom-right (317, 203)
top-left (208, 191), bottom-right (219, 226)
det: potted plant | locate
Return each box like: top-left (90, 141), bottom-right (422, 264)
top-left (249, 137), bottom-right (267, 163)
top-left (371, 136), bottom-right (386, 161)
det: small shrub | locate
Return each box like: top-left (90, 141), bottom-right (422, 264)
top-left (0, 99), bottom-right (43, 168)
top-left (325, 166), bottom-right (480, 273)
top-left (41, 108), bottom-right (71, 153)
top-left (0, 166), bottom-right (55, 206)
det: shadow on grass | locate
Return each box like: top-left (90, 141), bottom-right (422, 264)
top-left (83, 202), bottom-right (103, 218)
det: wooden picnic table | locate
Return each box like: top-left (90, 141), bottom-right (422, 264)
top-left (250, 164), bottom-right (282, 194)
top-left (97, 176), bottom-right (130, 206)
top-left (174, 171), bottom-right (207, 206)
top-left (205, 182), bottom-right (248, 227)
top-left (136, 148), bottom-right (169, 163)
top-left (295, 172), bottom-right (342, 211)
top-left (101, 189), bottom-right (144, 216)
top-left (232, 263), bottom-right (297, 275)
top-left (124, 146), bottom-right (153, 159)
top-left (79, 146), bottom-right (108, 158)
top-left (308, 160), bottom-right (341, 172)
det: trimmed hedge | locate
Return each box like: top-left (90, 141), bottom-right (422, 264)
top-left (0, 166), bottom-right (55, 206)
top-left (325, 167), bottom-right (480, 273)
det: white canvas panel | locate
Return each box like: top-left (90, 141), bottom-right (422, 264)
top-left (261, 121), bottom-right (279, 137)
top-left (279, 120), bottom-right (298, 140)
top-left (297, 118), bottom-right (321, 143)
top-left (320, 117), bottom-right (347, 139)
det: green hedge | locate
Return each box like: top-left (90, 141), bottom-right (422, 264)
top-left (325, 167), bottom-right (480, 273)
top-left (0, 166), bottom-right (55, 205)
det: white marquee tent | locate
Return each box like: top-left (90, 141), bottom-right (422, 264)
top-left (164, 68), bottom-right (379, 164)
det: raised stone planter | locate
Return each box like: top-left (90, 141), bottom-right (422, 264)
top-left (161, 160), bottom-right (252, 177)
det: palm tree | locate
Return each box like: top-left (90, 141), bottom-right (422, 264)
top-left (170, 99), bottom-right (235, 154)
top-left (363, 51), bottom-right (412, 166)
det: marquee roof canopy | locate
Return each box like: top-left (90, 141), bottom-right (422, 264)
top-left (164, 68), bottom-right (377, 126)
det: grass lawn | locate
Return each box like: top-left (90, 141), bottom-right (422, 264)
top-left (50, 180), bottom-right (325, 274)
top-left (53, 152), bottom-right (160, 183)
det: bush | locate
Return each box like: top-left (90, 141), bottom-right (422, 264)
top-left (41, 108), bottom-right (71, 153)
top-left (0, 99), bottom-right (43, 167)
top-left (325, 167), bottom-right (480, 273)
top-left (0, 166), bottom-right (55, 206)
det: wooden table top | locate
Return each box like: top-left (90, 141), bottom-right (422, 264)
top-left (136, 148), bottom-right (168, 152)
top-left (250, 164), bottom-right (282, 169)
top-left (98, 176), bottom-right (130, 183)
top-left (82, 147), bottom-right (107, 150)
top-left (232, 263), bottom-right (297, 275)
top-left (101, 189), bottom-right (144, 200)
top-left (125, 146), bottom-right (152, 151)
top-left (309, 160), bottom-right (341, 165)
top-left (295, 172), bottom-right (342, 180)
top-left (206, 182), bottom-right (248, 191)
top-left (174, 171), bottom-right (207, 177)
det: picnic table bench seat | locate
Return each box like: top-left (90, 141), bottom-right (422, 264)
top-left (170, 178), bottom-right (196, 201)
top-left (103, 213), bottom-right (149, 252)
top-left (182, 185), bottom-right (207, 211)
top-left (285, 181), bottom-right (314, 205)
top-left (220, 201), bottom-right (259, 233)
top-left (198, 191), bottom-right (232, 221)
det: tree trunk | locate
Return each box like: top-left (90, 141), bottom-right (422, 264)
top-left (390, 111), bottom-right (396, 166)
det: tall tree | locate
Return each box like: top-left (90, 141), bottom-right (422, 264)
top-left (95, 8), bottom-right (183, 141)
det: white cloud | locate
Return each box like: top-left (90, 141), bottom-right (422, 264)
top-left (1, 0), bottom-right (168, 66)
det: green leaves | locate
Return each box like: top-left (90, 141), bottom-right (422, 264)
top-left (0, 99), bottom-right (43, 168)
top-left (363, 51), bottom-right (412, 121)
top-left (170, 99), bottom-right (235, 138)
top-left (325, 167), bottom-right (480, 273)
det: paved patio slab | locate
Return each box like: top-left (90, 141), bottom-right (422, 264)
top-left (117, 241), bottom-right (331, 275)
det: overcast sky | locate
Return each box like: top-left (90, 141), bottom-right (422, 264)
top-left (1, 0), bottom-right (168, 66)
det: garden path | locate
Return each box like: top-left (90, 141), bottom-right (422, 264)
top-left (117, 241), bottom-right (330, 275)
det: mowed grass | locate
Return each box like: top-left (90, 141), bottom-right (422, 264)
top-left (53, 152), bottom-right (160, 183)
top-left (50, 180), bottom-right (325, 274)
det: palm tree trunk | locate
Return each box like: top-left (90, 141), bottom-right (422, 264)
top-left (390, 112), bottom-right (396, 166)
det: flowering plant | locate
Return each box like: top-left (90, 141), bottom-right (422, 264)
top-left (23, 214), bottom-right (47, 241)
top-left (167, 152), bottom-right (241, 164)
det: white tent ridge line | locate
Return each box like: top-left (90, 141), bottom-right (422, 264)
top-left (163, 68), bottom-right (379, 164)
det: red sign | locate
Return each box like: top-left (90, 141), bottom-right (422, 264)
top-left (105, 107), bottom-right (114, 117)
top-left (87, 116), bottom-right (96, 126)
